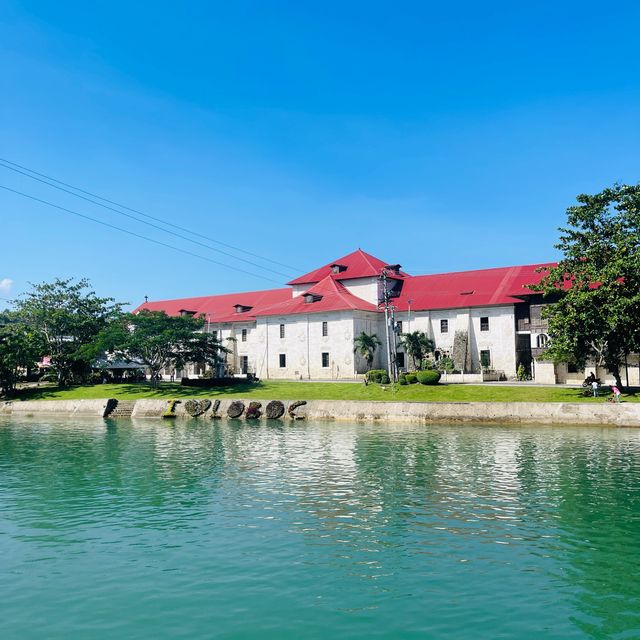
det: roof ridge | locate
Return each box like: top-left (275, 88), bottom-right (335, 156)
top-left (410, 261), bottom-right (556, 279)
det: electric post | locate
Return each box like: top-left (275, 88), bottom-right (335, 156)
top-left (381, 267), bottom-right (395, 382)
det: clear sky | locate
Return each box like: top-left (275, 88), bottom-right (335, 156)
top-left (1, 0), bottom-right (639, 308)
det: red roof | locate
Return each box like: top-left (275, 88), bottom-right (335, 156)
top-left (135, 252), bottom-right (558, 322)
top-left (394, 263), bottom-right (556, 312)
top-left (287, 248), bottom-right (408, 285)
top-left (256, 275), bottom-right (379, 316)
top-left (134, 287), bottom-right (292, 323)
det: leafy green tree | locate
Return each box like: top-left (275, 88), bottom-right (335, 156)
top-left (98, 310), bottom-right (229, 383)
top-left (400, 331), bottom-right (435, 370)
top-left (533, 184), bottom-right (640, 389)
top-left (436, 356), bottom-right (455, 374)
top-left (353, 331), bottom-right (382, 371)
top-left (13, 278), bottom-right (124, 387)
top-left (0, 312), bottom-right (43, 396)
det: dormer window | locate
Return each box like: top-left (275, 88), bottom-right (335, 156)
top-left (179, 309), bottom-right (196, 317)
top-left (304, 294), bottom-right (323, 304)
top-left (384, 264), bottom-right (402, 275)
top-left (330, 263), bottom-right (347, 274)
top-left (234, 304), bottom-right (253, 313)
top-left (460, 290), bottom-right (475, 296)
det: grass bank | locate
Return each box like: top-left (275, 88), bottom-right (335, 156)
top-left (9, 381), bottom-right (639, 403)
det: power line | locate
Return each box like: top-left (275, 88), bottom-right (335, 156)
top-left (0, 160), bottom-right (292, 279)
top-left (0, 184), bottom-right (284, 286)
top-left (0, 157), bottom-right (300, 274)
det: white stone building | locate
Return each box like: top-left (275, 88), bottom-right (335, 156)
top-left (138, 249), bottom-right (640, 386)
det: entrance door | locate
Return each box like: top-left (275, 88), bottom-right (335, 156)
top-left (240, 356), bottom-right (248, 374)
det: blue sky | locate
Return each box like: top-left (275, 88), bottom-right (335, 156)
top-left (1, 0), bottom-right (639, 308)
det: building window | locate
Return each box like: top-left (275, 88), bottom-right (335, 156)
top-left (241, 328), bottom-right (247, 342)
top-left (279, 354), bottom-right (286, 368)
top-left (536, 334), bottom-right (548, 348)
top-left (396, 352), bottom-right (405, 368)
top-left (240, 356), bottom-right (248, 374)
top-left (440, 319), bottom-right (448, 333)
top-left (321, 352), bottom-right (330, 368)
top-left (480, 350), bottom-right (491, 368)
top-left (211, 330), bottom-right (218, 340)
top-left (396, 320), bottom-right (403, 334)
top-left (480, 317), bottom-right (489, 331)
top-left (279, 324), bottom-right (285, 339)
top-left (322, 321), bottom-right (328, 337)
top-left (567, 363), bottom-right (579, 373)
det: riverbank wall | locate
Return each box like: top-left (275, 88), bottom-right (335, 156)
top-left (1, 398), bottom-right (639, 427)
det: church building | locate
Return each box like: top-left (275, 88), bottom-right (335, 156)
top-left (137, 249), bottom-right (639, 386)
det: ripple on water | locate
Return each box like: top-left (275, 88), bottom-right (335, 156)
top-left (1, 417), bottom-right (640, 639)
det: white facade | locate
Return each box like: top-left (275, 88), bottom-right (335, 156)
top-left (152, 250), bottom-right (638, 385)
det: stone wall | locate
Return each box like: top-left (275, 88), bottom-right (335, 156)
top-left (2, 398), bottom-right (639, 427)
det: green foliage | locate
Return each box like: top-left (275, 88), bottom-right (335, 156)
top-left (398, 373), bottom-right (408, 385)
top-left (405, 373), bottom-right (418, 384)
top-left (12, 278), bottom-right (124, 387)
top-left (97, 311), bottom-right (229, 383)
top-left (353, 332), bottom-right (382, 370)
top-left (532, 184), bottom-right (640, 389)
top-left (400, 331), bottom-right (435, 370)
top-left (416, 370), bottom-right (441, 385)
top-left (436, 357), bottom-right (455, 373)
top-left (366, 369), bottom-right (387, 383)
top-left (517, 363), bottom-right (528, 381)
top-left (163, 399), bottom-right (179, 418)
top-left (0, 312), bottom-right (43, 396)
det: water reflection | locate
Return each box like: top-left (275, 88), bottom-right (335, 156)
top-left (1, 417), bottom-right (639, 638)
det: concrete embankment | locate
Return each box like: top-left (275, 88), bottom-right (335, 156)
top-left (1, 398), bottom-right (640, 427)
top-left (0, 399), bottom-right (115, 417)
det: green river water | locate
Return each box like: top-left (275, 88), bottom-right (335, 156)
top-left (1, 417), bottom-right (639, 639)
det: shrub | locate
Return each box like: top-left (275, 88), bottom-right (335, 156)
top-left (380, 373), bottom-right (390, 384)
top-left (366, 369), bottom-right (387, 383)
top-left (398, 374), bottom-right (408, 385)
top-left (405, 373), bottom-right (418, 384)
top-left (436, 357), bottom-right (455, 373)
top-left (416, 370), bottom-right (441, 385)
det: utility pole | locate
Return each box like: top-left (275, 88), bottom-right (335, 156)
top-left (380, 267), bottom-right (395, 382)
top-left (390, 303), bottom-right (398, 382)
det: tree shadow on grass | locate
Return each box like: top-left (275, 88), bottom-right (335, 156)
top-left (8, 381), bottom-right (266, 401)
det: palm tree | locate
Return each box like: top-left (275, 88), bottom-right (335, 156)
top-left (400, 331), bottom-right (435, 370)
top-left (353, 331), bottom-right (382, 371)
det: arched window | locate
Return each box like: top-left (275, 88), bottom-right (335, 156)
top-left (536, 334), bottom-right (548, 348)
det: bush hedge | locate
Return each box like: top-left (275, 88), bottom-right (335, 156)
top-left (366, 369), bottom-right (387, 383)
top-left (405, 373), bottom-right (418, 384)
top-left (398, 373), bottom-right (408, 385)
top-left (416, 370), bottom-right (441, 385)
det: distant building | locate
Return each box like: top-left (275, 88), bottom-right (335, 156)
top-left (137, 249), bottom-right (639, 386)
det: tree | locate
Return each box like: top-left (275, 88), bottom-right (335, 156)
top-left (353, 331), bottom-right (382, 371)
top-left (98, 310), bottom-right (229, 383)
top-left (400, 331), bottom-right (435, 370)
top-left (0, 312), bottom-right (43, 396)
top-left (533, 184), bottom-right (640, 390)
top-left (13, 278), bottom-right (124, 387)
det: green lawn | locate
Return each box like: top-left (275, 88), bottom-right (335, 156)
top-left (9, 380), bottom-right (639, 403)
